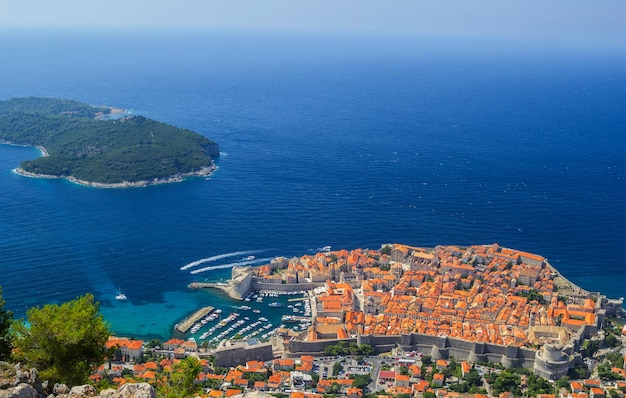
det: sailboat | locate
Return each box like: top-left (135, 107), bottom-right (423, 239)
top-left (115, 286), bottom-right (127, 300)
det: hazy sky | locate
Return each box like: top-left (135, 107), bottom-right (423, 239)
top-left (2, 0), bottom-right (625, 48)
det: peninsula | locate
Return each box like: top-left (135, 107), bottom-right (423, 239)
top-left (0, 97), bottom-right (219, 187)
top-left (192, 243), bottom-right (624, 381)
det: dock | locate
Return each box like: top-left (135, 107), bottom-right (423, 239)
top-left (175, 306), bottom-right (214, 333)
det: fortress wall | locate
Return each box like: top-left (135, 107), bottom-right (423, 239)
top-left (215, 343), bottom-right (274, 368)
top-left (230, 270), bottom-right (253, 299)
top-left (447, 337), bottom-right (478, 352)
top-left (288, 338), bottom-right (357, 355)
top-left (250, 279), bottom-right (325, 293)
top-left (409, 333), bottom-right (444, 347)
top-left (288, 330), bottom-right (561, 374)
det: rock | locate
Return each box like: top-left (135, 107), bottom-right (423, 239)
top-left (53, 384), bottom-right (69, 395)
top-left (14, 368), bottom-right (37, 386)
top-left (0, 383), bottom-right (38, 398)
top-left (98, 389), bottom-right (117, 398)
top-left (68, 385), bottom-right (96, 396)
top-left (111, 383), bottom-right (155, 398)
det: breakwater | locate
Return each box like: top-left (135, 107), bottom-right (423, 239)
top-left (174, 306), bottom-right (214, 333)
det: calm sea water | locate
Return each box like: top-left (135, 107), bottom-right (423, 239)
top-left (0, 31), bottom-right (624, 340)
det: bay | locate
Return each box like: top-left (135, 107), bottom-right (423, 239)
top-left (0, 31), bottom-right (624, 340)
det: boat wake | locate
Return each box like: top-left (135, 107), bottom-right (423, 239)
top-left (189, 257), bottom-right (273, 274)
top-left (180, 250), bottom-right (265, 271)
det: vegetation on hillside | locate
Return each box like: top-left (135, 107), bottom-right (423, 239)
top-left (0, 97), bottom-right (219, 184)
top-left (11, 293), bottom-right (111, 386)
top-left (0, 288), bottom-right (12, 361)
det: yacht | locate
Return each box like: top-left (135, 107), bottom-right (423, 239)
top-left (115, 287), bottom-right (127, 300)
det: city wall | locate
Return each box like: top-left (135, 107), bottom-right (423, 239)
top-left (289, 332), bottom-right (539, 370)
top-left (215, 341), bottom-right (274, 368)
top-left (250, 278), bottom-right (326, 294)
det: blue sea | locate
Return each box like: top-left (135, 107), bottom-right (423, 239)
top-left (0, 30), bottom-right (624, 340)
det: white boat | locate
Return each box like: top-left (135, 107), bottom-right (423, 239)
top-left (115, 287), bottom-right (127, 300)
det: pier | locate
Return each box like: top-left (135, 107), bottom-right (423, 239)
top-left (175, 306), bottom-right (214, 333)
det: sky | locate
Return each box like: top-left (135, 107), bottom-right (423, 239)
top-left (1, 0), bottom-right (625, 49)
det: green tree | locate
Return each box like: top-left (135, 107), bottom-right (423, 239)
top-left (12, 293), bottom-right (110, 386)
top-left (0, 287), bottom-right (13, 361)
top-left (490, 371), bottom-right (521, 396)
top-left (159, 356), bottom-right (204, 398)
top-left (351, 374), bottom-right (372, 389)
top-left (380, 245), bottom-right (392, 255)
top-left (333, 361), bottom-right (342, 376)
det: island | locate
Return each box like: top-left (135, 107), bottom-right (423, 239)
top-left (0, 97), bottom-right (219, 187)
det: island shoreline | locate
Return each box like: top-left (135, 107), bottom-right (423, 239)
top-left (12, 164), bottom-right (218, 188)
top-left (3, 140), bottom-right (218, 188)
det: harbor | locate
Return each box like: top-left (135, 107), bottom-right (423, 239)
top-left (173, 289), bottom-right (313, 347)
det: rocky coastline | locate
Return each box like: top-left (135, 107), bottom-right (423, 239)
top-left (12, 164), bottom-right (217, 189)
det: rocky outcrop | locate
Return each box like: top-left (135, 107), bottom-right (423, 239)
top-left (0, 363), bottom-right (155, 398)
top-left (0, 384), bottom-right (38, 398)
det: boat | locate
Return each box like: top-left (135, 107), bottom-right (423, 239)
top-left (268, 301), bottom-right (282, 308)
top-left (319, 245), bottom-right (331, 252)
top-left (244, 255), bottom-right (256, 261)
top-left (115, 287), bottom-right (127, 300)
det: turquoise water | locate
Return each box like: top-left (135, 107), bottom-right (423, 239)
top-left (0, 31), bottom-right (625, 340)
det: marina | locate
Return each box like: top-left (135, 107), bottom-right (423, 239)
top-left (174, 289), bottom-right (313, 346)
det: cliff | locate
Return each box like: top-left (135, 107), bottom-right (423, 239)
top-left (0, 362), bottom-right (155, 398)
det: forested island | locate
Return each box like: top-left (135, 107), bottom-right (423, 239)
top-left (0, 97), bottom-right (219, 187)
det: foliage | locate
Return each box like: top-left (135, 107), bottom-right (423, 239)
top-left (449, 369), bottom-right (482, 394)
top-left (567, 364), bottom-right (589, 380)
top-left (515, 288), bottom-right (545, 304)
top-left (380, 245), bottom-right (392, 255)
top-left (581, 339), bottom-right (602, 357)
top-left (12, 293), bottom-right (110, 386)
top-left (0, 97), bottom-right (219, 184)
top-left (323, 341), bottom-right (373, 356)
top-left (597, 362), bottom-right (625, 381)
top-left (351, 374), bottom-right (372, 389)
top-left (0, 287), bottom-right (13, 360)
top-left (332, 361), bottom-right (342, 376)
top-left (243, 370), bottom-right (269, 385)
top-left (489, 371), bottom-right (522, 396)
top-left (158, 356), bottom-right (203, 398)
top-left (605, 333), bottom-right (620, 348)
top-left (556, 376), bottom-right (571, 391)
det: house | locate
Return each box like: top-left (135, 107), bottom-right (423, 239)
top-left (253, 381), bottom-right (267, 391)
top-left (274, 358), bottom-right (295, 371)
top-left (267, 374), bottom-right (283, 390)
top-left (346, 387), bottom-right (363, 398)
top-left (571, 381), bottom-right (584, 393)
top-left (162, 338), bottom-right (185, 351)
top-left (590, 388), bottom-right (606, 398)
top-left (106, 337), bottom-right (144, 362)
top-left (378, 370), bottom-right (395, 384)
top-left (432, 373), bottom-right (445, 387)
top-left (395, 374), bottom-right (410, 388)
